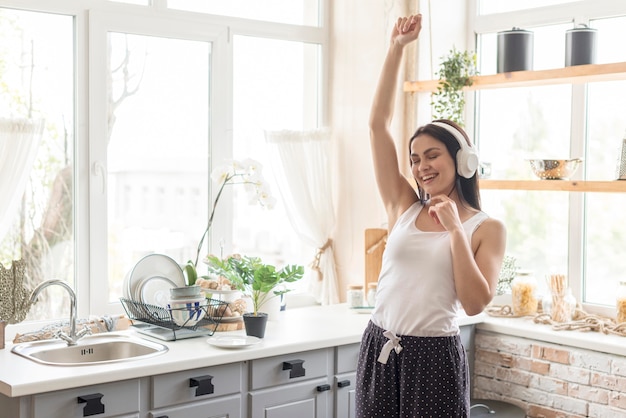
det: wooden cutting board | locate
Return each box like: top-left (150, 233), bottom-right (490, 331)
top-left (365, 228), bottom-right (387, 288)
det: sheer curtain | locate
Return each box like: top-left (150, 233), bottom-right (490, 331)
top-left (265, 128), bottom-right (339, 305)
top-left (0, 118), bottom-right (44, 241)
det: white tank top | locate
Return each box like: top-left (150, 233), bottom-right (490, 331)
top-left (370, 201), bottom-right (489, 337)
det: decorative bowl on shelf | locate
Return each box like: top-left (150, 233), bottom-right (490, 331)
top-left (528, 158), bottom-right (583, 180)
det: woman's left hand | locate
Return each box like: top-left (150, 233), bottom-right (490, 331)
top-left (428, 195), bottom-right (463, 231)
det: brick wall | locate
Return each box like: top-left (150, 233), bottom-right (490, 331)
top-left (472, 330), bottom-right (626, 418)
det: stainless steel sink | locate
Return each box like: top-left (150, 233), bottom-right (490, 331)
top-left (12, 333), bottom-right (168, 366)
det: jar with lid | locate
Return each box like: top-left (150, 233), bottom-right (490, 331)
top-left (511, 271), bottom-right (538, 316)
top-left (616, 281), bottom-right (626, 323)
top-left (367, 282), bottom-right (378, 307)
top-left (347, 284), bottom-right (364, 308)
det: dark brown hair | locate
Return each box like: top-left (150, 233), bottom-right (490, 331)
top-left (408, 119), bottom-right (481, 210)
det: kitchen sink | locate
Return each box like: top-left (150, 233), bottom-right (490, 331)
top-left (11, 333), bottom-right (168, 366)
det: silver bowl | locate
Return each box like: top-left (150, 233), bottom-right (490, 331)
top-left (528, 158), bottom-right (583, 180)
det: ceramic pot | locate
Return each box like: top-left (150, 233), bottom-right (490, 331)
top-left (243, 312), bottom-right (268, 338)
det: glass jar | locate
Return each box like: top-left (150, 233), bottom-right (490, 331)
top-left (367, 282), bottom-right (378, 307)
top-left (511, 271), bottom-right (538, 316)
top-left (543, 287), bottom-right (576, 322)
top-left (616, 281), bottom-right (626, 323)
top-left (347, 284), bottom-right (364, 308)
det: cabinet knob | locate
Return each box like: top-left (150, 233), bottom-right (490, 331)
top-left (282, 359), bottom-right (306, 378)
top-left (316, 384), bottom-right (331, 392)
top-left (337, 379), bottom-right (351, 388)
top-left (189, 374), bottom-right (215, 397)
top-left (77, 393), bottom-right (105, 416)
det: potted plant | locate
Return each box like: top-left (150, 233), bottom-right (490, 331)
top-left (180, 158), bottom-right (276, 288)
top-left (204, 254), bottom-right (304, 338)
top-left (431, 47), bottom-right (478, 126)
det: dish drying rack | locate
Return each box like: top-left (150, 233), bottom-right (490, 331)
top-left (120, 297), bottom-right (228, 341)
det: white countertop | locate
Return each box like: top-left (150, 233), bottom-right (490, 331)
top-left (0, 304), bottom-right (483, 398)
top-left (477, 315), bottom-right (626, 357)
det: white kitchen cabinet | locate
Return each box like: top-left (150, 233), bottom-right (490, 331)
top-left (148, 394), bottom-right (241, 418)
top-left (333, 343), bottom-right (359, 418)
top-left (247, 348), bottom-right (333, 418)
top-left (32, 379), bottom-right (140, 418)
top-left (150, 363), bottom-right (242, 410)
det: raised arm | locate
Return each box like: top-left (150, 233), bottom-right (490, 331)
top-left (369, 14), bottom-right (423, 228)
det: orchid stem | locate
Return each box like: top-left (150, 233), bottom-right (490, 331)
top-left (193, 175), bottom-right (232, 268)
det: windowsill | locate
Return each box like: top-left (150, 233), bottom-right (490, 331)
top-left (478, 315), bottom-right (626, 357)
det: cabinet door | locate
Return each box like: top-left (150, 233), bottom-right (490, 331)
top-left (149, 394), bottom-right (241, 418)
top-left (334, 372), bottom-right (356, 418)
top-left (32, 379), bottom-right (140, 418)
top-left (335, 343), bottom-right (359, 374)
top-left (248, 377), bottom-right (330, 418)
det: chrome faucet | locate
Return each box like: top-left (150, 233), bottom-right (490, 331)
top-left (30, 279), bottom-right (90, 345)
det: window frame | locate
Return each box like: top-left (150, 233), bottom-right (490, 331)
top-left (468, 0), bottom-right (626, 317)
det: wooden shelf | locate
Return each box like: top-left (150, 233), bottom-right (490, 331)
top-left (404, 61), bottom-right (626, 93)
top-left (479, 179), bottom-right (626, 193)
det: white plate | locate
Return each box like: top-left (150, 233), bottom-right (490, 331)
top-left (207, 335), bottom-right (261, 348)
top-left (138, 275), bottom-right (180, 307)
top-left (128, 254), bottom-right (185, 303)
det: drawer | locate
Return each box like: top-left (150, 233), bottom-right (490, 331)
top-left (32, 379), bottom-right (139, 418)
top-left (336, 343), bottom-right (360, 374)
top-left (149, 394), bottom-right (241, 418)
top-left (249, 348), bottom-right (330, 390)
top-left (151, 363), bottom-right (242, 409)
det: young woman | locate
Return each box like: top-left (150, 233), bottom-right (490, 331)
top-left (356, 13), bottom-right (507, 418)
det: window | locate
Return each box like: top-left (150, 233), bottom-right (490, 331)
top-left (0, 8), bottom-right (75, 321)
top-left (230, 35), bottom-right (321, 279)
top-left (471, 1), bottom-right (626, 312)
top-left (2, 1), bottom-right (326, 331)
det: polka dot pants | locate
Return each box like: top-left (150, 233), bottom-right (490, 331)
top-left (355, 321), bottom-right (469, 418)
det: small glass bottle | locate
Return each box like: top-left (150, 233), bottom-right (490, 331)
top-left (347, 284), bottom-right (364, 308)
top-left (616, 281), bottom-right (626, 323)
top-left (511, 271), bottom-right (538, 316)
top-left (367, 282), bottom-right (378, 307)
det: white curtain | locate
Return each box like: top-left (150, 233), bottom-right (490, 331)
top-left (0, 118), bottom-right (44, 241)
top-left (265, 128), bottom-right (340, 305)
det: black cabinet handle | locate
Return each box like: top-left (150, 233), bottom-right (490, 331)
top-left (337, 379), bottom-right (351, 388)
top-left (77, 393), bottom-right (105, 416)
top-left (282, 359), bottom-right (305, 378)
top-left (316, 384), bottom-right (331, 392)
top-left (155, 416), bottom-right (169, 418)
top-left (189, 374), bottom-right (214, 396)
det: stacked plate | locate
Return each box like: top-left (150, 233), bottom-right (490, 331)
top-left (123, 254), bottom-right (186, 308)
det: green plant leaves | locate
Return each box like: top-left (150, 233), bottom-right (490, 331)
top-left (431, 47), bottom-right (478, 126)
top-left (204, 254), bottom-right (304, 315)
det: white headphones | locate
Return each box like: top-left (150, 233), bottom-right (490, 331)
top-left (431, 122), bottom-right (479, 178)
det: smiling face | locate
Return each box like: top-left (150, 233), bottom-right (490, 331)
top-left (410, 133), bottom-right (457, 196)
